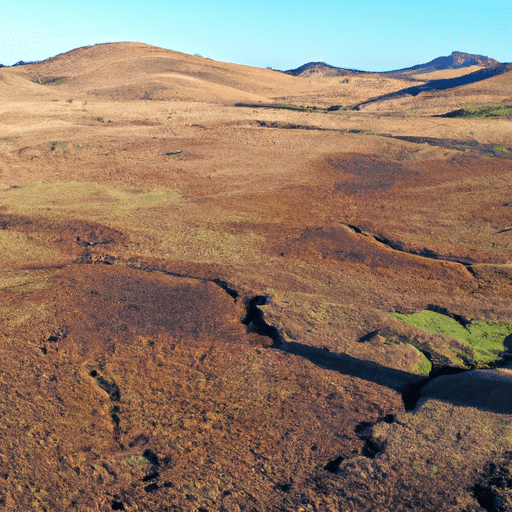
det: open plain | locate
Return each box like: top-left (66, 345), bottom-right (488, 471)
top-left (1, 42), bottom-right (512, 511)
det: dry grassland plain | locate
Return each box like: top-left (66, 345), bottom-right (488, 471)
top-left (1, 42), bottom-right (512, 511)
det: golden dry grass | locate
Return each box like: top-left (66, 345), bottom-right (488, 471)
top-left (1, 42), bottom-right (512, 510)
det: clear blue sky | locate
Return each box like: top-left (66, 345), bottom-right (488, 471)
top-left (1, 1), bottom-right (511, 71)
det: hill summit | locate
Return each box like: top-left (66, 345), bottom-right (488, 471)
top-left (393, 51), bottom-right (499, 73)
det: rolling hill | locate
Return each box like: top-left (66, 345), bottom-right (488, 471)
top-left (1, 41), bottom-right (512, 511)
top-left (8, 42), bottom-right (304, 104)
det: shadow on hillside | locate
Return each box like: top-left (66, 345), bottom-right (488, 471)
top-left (275, 340), bottom-right (426, 406)
top-left (271, 339), bottom-right (512, 414)
top-left (352, 65), bottom-right (507, 109)
top-left (504, 334), bottom-right (512, 354)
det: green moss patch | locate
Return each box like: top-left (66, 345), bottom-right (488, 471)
top-left (391, 310), bottom-right (512, 366)
top-left (409, 345), bottom-right (433, 376)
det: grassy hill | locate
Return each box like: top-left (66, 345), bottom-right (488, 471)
top-left (1, 42), bottom-right (512, 511)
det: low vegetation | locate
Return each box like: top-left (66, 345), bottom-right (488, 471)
top-left (34, 77), bottom-right (66, 85)
top-left (49, 140), bottom-right (67, 152)
top-left (391, 310), bottom-right (512, 365)
top-left (438, 103), bottom-right (512, 118)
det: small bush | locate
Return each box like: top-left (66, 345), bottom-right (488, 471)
top-left (49, 141), bottom-right (67, 152)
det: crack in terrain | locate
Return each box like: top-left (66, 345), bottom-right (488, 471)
top-left (75, 248), bottom-right (512, 415)
top-left (76, 251), bottom-right (240, 301)
top-left (344, 223), bottom-right (481, 269)
top-left (90, 370), bottom-right (123, 447)
top-left (244, 295), bottom-right (512, 414)
top-left (2, 208), bottom-right (507, 415)
top-left (4, 212), bottom-right (512, 506)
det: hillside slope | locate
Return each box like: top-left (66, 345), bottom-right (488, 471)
top-left (9, 42), bottom-right (307, 104)
top-left (3, 42), bottom-right (424, 108)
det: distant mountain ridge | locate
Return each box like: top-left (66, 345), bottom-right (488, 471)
top-left (0, 60), bottom-right (42, 68)
top-left (285, 62), bottom-right (363, 78)
top-left (285, 51), bottom-right (502, 77)
top-left (394, 51), bottom-right (499, 72)
top-left (383, 51), bottom-right (501, 79)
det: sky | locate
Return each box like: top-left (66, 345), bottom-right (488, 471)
top-left (1, 1), bottom-right (511, 71)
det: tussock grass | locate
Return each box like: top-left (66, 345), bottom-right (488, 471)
top-left (34, 77), bottom-right (66, 85)
top-left (1, 181), bottom-right (181, 219)
top-left (0, 231), bottom-right (57, 266)
top-left (0, 268), bottom-right (54, 291)
top-left (0, 181), bottom-right (265, 266)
